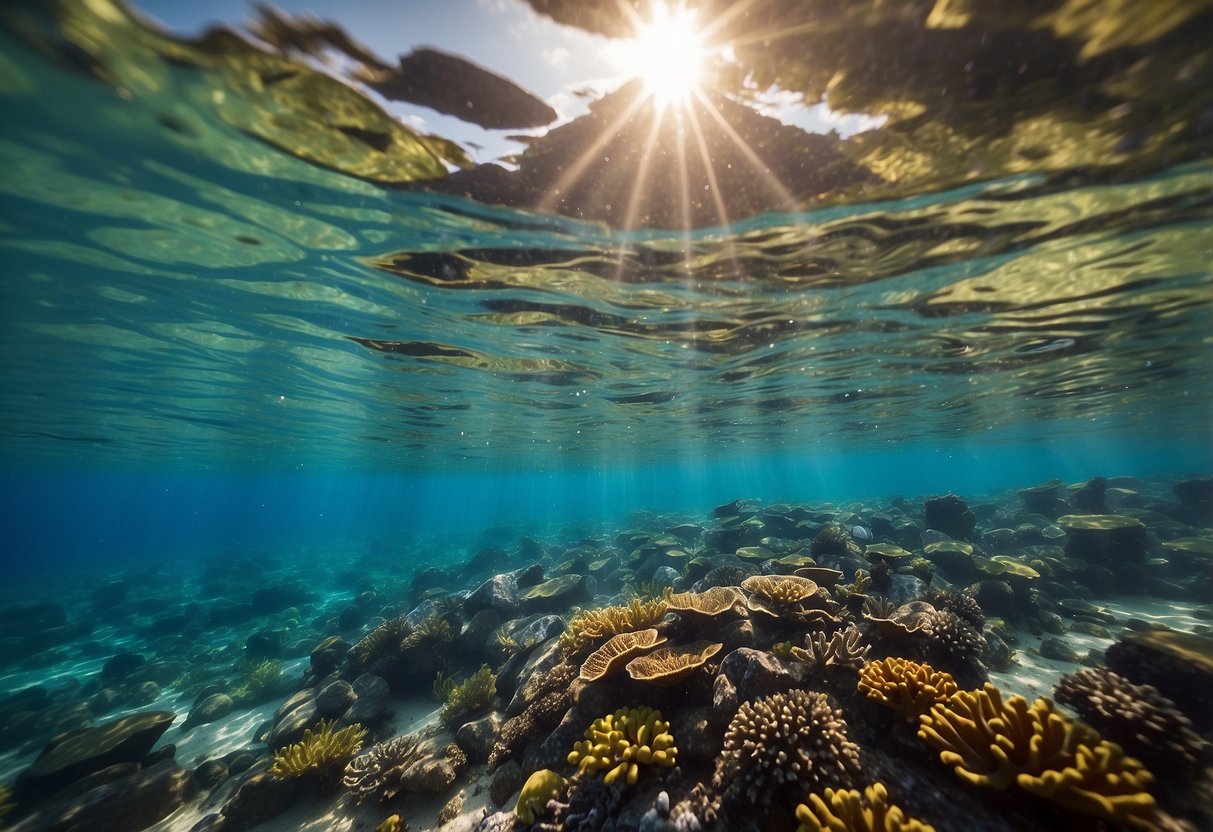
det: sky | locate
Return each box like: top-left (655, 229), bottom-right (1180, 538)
top-left (131, 0), bottom-right (882, 163)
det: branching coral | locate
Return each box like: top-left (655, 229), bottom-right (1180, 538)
top-left (515, 769), bottom-right (567, 823)
top-left (1055, 667), bottom-right (1207, 771)
top-left (270, 719), bottom-right (367, 784)
top-left (560, 595), bottom-right (670, 655)
top-left (918, 683), bottom-right (1156, 828)
top-left (858, 657), bottom-right (958, 721)
top-left (790, 626), bottom-right (870, 670)
top-left (344, 734), bottom-right (425, 802)
top-left (715, 690), bottom-right (861, 808)
top-left (795, 783), bottom-right (935, 832)
top-left (923, 610), bottom-right (986, 663)
top-left (567, 706), bottom-right (677, 785)
top-left (441, 664), bottom-right (495, 726)
top-left (926, 590), bottom-right (985, 632)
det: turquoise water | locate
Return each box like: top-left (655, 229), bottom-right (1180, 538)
top-left (0, 4), bottom-right (1211, 831)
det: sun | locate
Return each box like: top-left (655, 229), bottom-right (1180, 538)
top-left (628, 4), bottom-right (707, 109)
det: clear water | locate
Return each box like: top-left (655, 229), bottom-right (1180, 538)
top-left (1, 5), bottom-right (1209, 572)
top-left (0, 2), bottom-right (1211, 828)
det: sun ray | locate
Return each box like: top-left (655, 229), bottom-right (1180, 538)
top-left (536, 92), bottom-right (651, 216)
top-left (684, 103), bottom-right (745, 282)
top-left (691, 88), bottom-right (802, 215)
top-left (620, 105), bottom-right (668, 233)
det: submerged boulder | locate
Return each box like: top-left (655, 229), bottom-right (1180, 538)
top-left (15, 710), bottom-right (176, 806)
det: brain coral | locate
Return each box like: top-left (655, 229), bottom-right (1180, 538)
top-left (795, 782), bottom-right (935, 832)
top-left (918, 683), bottom-right (1156, 828)
top-left (567, 706), bottom-right (677, 786)
top-left (715, 689), bottom-right (861, 808)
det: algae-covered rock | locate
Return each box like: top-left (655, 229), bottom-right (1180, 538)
top-left (15, 710), bottom-right (175, 805)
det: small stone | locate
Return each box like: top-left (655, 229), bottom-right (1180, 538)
top-left (1039, 637), bottom-right (1080, 663)
top-left (342, 674), bottom-right (389, 726)
top-left (221, 767), bottom-right (298, 832)
top-left (456, 712), bottom-right (503, 763)
top-left (195, 759), bottom-right (229, 790)
top-left (184, 694), bottom-right (234, 732)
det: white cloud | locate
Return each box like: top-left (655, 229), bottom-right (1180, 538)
top-left (542, 46), bottom-right (570, 69)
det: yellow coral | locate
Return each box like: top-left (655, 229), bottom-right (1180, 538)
top-left (560, 595), bottom-right (670, 655)
top-left (795, 783), bottom-right (935, 832)
top-left (515, 769), bottom-right (567, 823)
top-left (376, 814), bottom-right (407, 832)
top-left (918, 683), bottom-right (1156, 829)
top-left (858, 657), bottom-right (958, 721)
top-left (269, 719), bottom-right (367, 782)
top-left (567, 706), bottom-right (677, 785)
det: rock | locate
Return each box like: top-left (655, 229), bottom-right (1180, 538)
top-left (711, 674), bottom-right (738, 719)
top-left (195, 759), bottom-right (229, 790)
top-left (717, 648), bottom-right (792, 704)
top-left (342, 674), bottom-right (389, 725)
top-left (125, 681), bottom-right (161, 707)
top-left (267, 699), bottom-right (317, 750)
top-left (489, 759), bottom-right (523, 805)
top-left (504, 638), bottom-right (567, 717)
top-left (924, 494), bottom-right (976, 540)
top-left (651, 566), bottom-right (681, 590)
top-left (885, 574), bottom-right (926, 607)
top-left (315, 680), bottom-right (356, 719)
top-left (188, 814), bottom-right (227, 832)
top-left (474, 811), bottom-right (518, 832)
top-left (1039, 638), bottom-right (1080, 663)
top-left (399, 750), bottom-right (464, 794)
top-left (220, 767), bottom-right (298, 832)
top-left (250, 584), bottom-right (309, 615)
top-left (9, 759), bottom-right (196, 832)
top-left (456, 711), bottom-right (503, 763)
top-left (968, 580), bottom-right (1016, 618)
top-left (14, 710), bottom-right (176, 806)
top-left (458, 609), bottom-right (503, 656)
top-left (183, 694), bottom-right (234, 732)
top-left (1105, 629), bottom-right (1213, 731)
top-left (308, 636), bottom-right (349, 679)
top-left (527, 707), bottom-right (586, 772)
top-left (517, 575), bottom-right (591, 613)
top-left (244, 629), bottom-right (283, 661)
top-left (719, 619), bottom-right (756, 652)
top-left (100, 652), bottom-right (146, 686)
top-left (510, 614), bottom-right (565, 646)
top-left (669, 708), bottom-right (717, 766)
top-left (464, 574), bottom-right (520, 617)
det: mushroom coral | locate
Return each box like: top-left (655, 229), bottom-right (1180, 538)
top-left (560, 595), bottom-right (670, 655)
top-left (918, 683), bottom-right (1156, 829)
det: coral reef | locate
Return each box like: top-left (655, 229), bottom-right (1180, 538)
top-left (560, 595), bottom-right (670, 655)
top-left (715, 689), bottom-right (861, 809)
top-left (567, 706), bottom-right (677, 785)
top-left (515, 768), bottom-right (567, 823)
top-left (858, 658), bottom-right (958, 721)
top-left (344, 734), bottom-right (425, 802)
top-left (440, 664), bottom-right (495, 726)
top-left (269, 719), bottom-right (367, 784)
top-left (401, 613), bottom-right (453, 652)
top-left (580, 629), bottom-right (666, 682)
top-left (488, 662), bottom-right (578, 769)
top-left (923, 609), bottom-right (986, 664)
top-left (795, 782), bottom-right (935, 832)
top-left (918, 683), bottom-right (1157, 828)
top-left (789, 626), bottom-right (870, 670)
top-left (666, 586), bottom-right (744, 617)
top-left (1054, 667), bottom-right (1206, 771)
top-left (925, 590), bottom-right (985, 632)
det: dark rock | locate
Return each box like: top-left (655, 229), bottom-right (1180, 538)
top-left (267, 699), bottom-right (317, 750)
top-left (1172, 478), bottom-right (1213, 521)
top-left (125, 681), bottom-right (161, 707)
top-left (719, 619), bottom-right (756, 652)
top-left (712, 673), bottom-right (738, 718)
top-left (183, 694), bottom-right (234, 732)
top-left (718, 648), bottom-right (793, 704)
top-left (885, 574), bottom-right (926, 607)
top-left (968, 580), bottom-right (1016, 618)
top-left (513, 562), bottom-right (546, 588)
top-left (456, 711), bottom-right (503, 763)
top-left (250, 584), bottom-right (309, 615)
top-left (0, 602), bottom-right (67, 635)
top-left (510, 614), bottom-right (565, 646)
top-left (195, 759), bottom-right (229, 790)
top-left (308, 636), bottom-right (349, 678)
top-left (669, 708), bottom-right (717, 766)
top-left (244, 629), bottom-right (283, 661)
top-left (1039, 638), bottom-right (1080, 663)
top-left (1071, 477), bottom-right (1107, 513)
top-left (225, 750), bottom-right (260, 776)
top-left (342, 674), bottom-right (390, 726)
top-left (10, 759), bottom-right (196, 832)
top-left (314, 680), bottom-right (356, 719)
top-left (189, 814), bottom-right (227, 832)
top-left (399, 751), bottom-right (463, 794)
top-left (1105, 629), bottom-right (1213, 731)
top-left (464, 573), bottom-right (521, 617)
top-left (489, 759), bottom-right (523, 806)
top-left (924, 494), bottom-right (976, 540)
top-left (527, 707), bottom-right (585, 772)
top-left (15, 710), bottom-right (176, 806)
top-left (100, 652), bottom-right (146, 686)
top-left (458, 609), bottom-right (503, 656)
top-left (220, 767), bottom-right (298, 832)
top-left (90, 688), bottom-right (121, 715)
